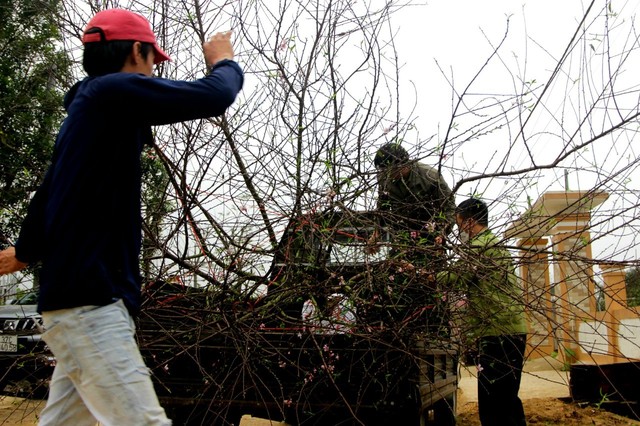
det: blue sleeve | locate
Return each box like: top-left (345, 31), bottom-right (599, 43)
top-left (14, 167), bottom-right (53, 263)
top-left (94, 60), bottom-right (244, 126)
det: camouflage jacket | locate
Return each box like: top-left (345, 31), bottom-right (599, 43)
top-left (377, 161), bottom-right (455, 239)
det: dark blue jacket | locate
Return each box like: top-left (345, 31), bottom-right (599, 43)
top-left (14, 60), bottom-right (243, 315)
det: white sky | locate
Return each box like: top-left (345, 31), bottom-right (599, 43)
top-left (387, 1), bottom-right (640, 261)
top-left (188, 0), bottom-right (639, 264)
top-left (393, 0), bottom-right (598, 180)
top-left (395, 0), bottom-right (588, 129)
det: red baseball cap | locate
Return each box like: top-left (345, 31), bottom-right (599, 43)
top-left (82, 9), bottom-right (171, 64)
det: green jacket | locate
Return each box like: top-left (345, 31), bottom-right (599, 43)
top-left (437, 229), bottom-right (528, 339)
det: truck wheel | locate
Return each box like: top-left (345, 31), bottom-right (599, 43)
top-left (420, 394), bottom-right (456, 426)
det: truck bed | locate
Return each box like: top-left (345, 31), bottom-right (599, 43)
top-left (137, 285), bottom-right (457, 425)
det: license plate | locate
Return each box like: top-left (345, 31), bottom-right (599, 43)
top-left (0, 335), bottom-right (17, 352)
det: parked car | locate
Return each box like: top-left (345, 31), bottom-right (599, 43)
top-left (0, 290), bottom-right (52, 398)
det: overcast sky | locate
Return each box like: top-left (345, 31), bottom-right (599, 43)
top-left (395, 0), bottom-right (588, 132)
top-left (388, 1), bottom-right (640, 261)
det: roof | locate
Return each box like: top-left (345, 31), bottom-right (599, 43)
top-left (504, 190), bottom-right (609, 241)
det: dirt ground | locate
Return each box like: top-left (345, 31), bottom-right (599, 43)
top-left (456, 356), bottom-right (640, 426)
top-left (457, 398), bottom-right (640, 426)
top-left (0, 397), bottom-right (637, 426)
top-left (0, 397), bottom-right (43, 425)
top-left (1, 357), bottom-right (639, 425)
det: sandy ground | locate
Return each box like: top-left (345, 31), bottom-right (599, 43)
top-left (457, 356), bottom-right (640, 425)
top-left (0, 397), bottom-right (43, 425)
top-left (1, 357), bottom-right (639, 425)
top-left (458, 356), bottom-right (572, 406)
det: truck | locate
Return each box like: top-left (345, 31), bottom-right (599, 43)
top-left (137, 210), bottom-right (458, 425)
top-left (0, 290), bottom-right (52, 398)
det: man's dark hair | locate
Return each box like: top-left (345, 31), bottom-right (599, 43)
top-left (83, 28), bottom-right (154, 77)
top-left (455, 198), bottom-right (489, 227)
top-left (374, 143), bottom-right (410, 169)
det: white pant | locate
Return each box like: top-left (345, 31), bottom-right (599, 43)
top-left (39, 300), bottom-right (171, 426)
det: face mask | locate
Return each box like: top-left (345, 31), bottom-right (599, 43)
top-left (459, 231), bottom-right (470, 244)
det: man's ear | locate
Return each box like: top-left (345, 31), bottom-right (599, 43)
top-left (121, 43), bottom-right (138, 69)
top-left (119, 42), bottom-right (147, 73)
top-left (127, 41), bottom-right (143, 65)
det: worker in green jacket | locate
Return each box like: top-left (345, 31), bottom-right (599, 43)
top-left (438, 198), bottom-right (528, 426)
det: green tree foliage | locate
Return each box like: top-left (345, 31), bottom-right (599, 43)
top-left (140, 145), bottom-right (173, 279)
top-left (0, 0), bottom-right (71, 239)
top-left (625, 267), bottom-right (640, 307)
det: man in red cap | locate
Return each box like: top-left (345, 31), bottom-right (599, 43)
top-left (0, 8), bottom-right (243, 425)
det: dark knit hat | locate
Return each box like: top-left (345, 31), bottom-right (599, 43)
top-left (374, 143), bottom-right (410, 168)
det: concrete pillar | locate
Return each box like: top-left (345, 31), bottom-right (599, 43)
top-left (505, 190), bottom-right (609, 366)
top-left (596, 263), bottom-right (627, 360)
top-left (599, 263), bottom-right (628, 312)
top-left (517, 238), bottom-right (554, 358)
top-left (550, 224), bottom-right (595, 365)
